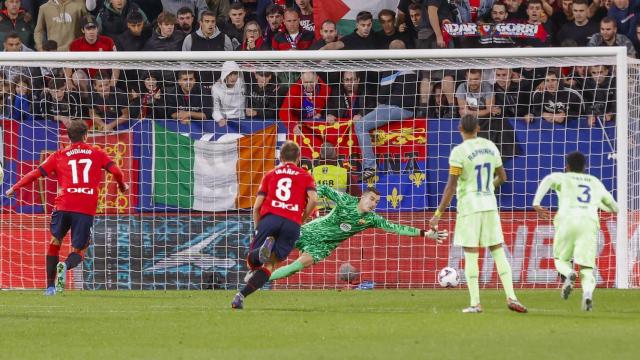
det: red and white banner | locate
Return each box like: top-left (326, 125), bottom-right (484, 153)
top-left (291, 118), bottom-right (428, 161)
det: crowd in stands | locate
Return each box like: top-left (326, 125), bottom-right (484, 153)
top-left (0, 0), bottom-right (622, 178)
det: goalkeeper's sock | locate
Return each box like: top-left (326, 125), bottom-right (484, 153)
top-left (464, 250), bottom-right (480, 306)
top-left (270, 260), bottom-right (305, 281)
top-left (554, 258), bottom-right (574, 278)
top-left (579, 267), bottom-right (596, 298)
top-left (491, 247), bottom-right (517, 301)
top-left (64, 252), bottom-right (83, 270)
top-left (46, 243), bottom-right (61, 288)
top-left (240, 267), bottom-right (272, 297)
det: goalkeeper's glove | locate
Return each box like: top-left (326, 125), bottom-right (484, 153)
top-left (421, 228), bottom-right (448, 244)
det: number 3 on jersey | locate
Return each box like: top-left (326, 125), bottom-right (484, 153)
top-left (68, 159), bottom-right (92, 184)
top-left (577, 184), bottom-right (591, 203)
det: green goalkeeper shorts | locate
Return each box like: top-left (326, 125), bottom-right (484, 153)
top-left (296, 237), bottom-right (339, 263)
top-left (453, 210), bottom-right (504, 248)
top-left (553, 217), bottom-right (599, 268)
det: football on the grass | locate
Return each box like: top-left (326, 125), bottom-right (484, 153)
top-left (338, 262), bottom-right (359, 282)
top-left (438, 267), bottom-right (459, 288)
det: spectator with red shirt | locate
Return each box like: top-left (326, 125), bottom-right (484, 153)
top-left (272, 7), bottom-right (314, 50)
top-left (279, 71), bottom-right (330, 135)
top-left (67, 15), bottom-right (119, 93)
top-left (241, 20), bottom-right (265, 49)
top-left (0, 0), bottom-right (34, 48)
top-left (295, 0), bottom-right (313, 32)
top-left (262, 3), bottom-right (283, 49)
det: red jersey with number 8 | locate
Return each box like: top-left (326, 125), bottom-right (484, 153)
top-left (39, 142), bottom-right (116, 216)
top-left (258, 162), bottom-right (316, 225)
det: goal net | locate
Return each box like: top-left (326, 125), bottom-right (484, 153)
top-left (0, 49), bottom-right (636, 290)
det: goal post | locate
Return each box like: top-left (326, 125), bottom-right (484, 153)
top-left (0, 47), bottom-right (636, 290)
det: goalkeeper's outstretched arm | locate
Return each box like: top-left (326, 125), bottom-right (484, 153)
top-left (371, 214), bottom-right (447, 243)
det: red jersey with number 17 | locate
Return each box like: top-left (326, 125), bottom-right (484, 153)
top-left (258, 162), bottom-right (316, 225)
top-left (39, 142), bottom-right (116, 216)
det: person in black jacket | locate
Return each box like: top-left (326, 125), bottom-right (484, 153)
top-left (36, 77), bottom-right (80, 126)
top-left (526, 69), bottom-right (584, 124)
top-left (245, 71), bottom-right (285, 120)
top-left (583, 65), bottom-right (616, 127)
top-left (326, 71), bottom-right (376, 125)
top-left (97, 0), bottom-right (149, 38)
top-left (115, 10), bottom-right (151, 51)
top-left (143, 11), bottom-right (185, 51)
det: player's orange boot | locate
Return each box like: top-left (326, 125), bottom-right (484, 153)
top-left (507, 298), bottom-right (528, 313)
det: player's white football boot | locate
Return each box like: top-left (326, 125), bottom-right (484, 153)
top-left (55, 262), bottom-right (67, 293)
top-left (561, 271), bottom-right (577, 300)
top-left (462, 305), bottom-right (483, 313)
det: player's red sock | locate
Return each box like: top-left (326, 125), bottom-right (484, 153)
top-left (64, 251), bottom-right (84, 270)
top-left (240, 267), bottom-right (272, 297)
top-left (46, 244), bottom-right (61, 288)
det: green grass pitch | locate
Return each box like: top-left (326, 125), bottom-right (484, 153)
top-left (1, 289), bottom-right (639, 359)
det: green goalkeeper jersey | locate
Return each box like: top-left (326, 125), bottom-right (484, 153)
top-left (533, 172), bottom-right (618, 224)
top-left (449, 137), bottom-right (502, 216)
top-left (300, 186), bottom-right (421, 247)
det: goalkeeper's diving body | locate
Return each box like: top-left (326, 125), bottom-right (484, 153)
top-left (532, 151), bottom-right (618, 311)
top-left (268, 186), bottom-right (447, 282)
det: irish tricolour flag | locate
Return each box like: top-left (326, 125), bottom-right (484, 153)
top-left (314, 0), bottom-right (398, 36)
top-left (153, 124), bottom-right (277, 211)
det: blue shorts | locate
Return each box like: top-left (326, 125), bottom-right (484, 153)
top-left (50, 210), bottom-right (94, 250)
top-left (250, 214), bottom-right (301, 261)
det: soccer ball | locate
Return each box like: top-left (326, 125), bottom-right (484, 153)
top-left (338, 262), bottom-right (359, 283)
top-left (438, 267), bottom-right (459, 288)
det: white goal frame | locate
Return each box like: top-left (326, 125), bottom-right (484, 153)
top-left (0, 47), bottom-right (631, 288)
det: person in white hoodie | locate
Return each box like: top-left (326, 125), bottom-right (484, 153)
top-left (212, 60), bottom-right (245, 127)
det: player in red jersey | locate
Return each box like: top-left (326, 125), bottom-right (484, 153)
top-left (232, 141), bottom-right (318, 309)
top-left (5, 121), bottom-right (128, 295)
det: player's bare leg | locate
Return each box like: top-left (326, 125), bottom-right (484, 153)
top-left (461, 246), bottom-right (481, 313)
top-left (269, 253), bottom-right (314, 281)
top-left (45, 236), bottom-right (62, 296)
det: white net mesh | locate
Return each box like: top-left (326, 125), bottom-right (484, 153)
top-left (0, 50), bottom-right (634, 290)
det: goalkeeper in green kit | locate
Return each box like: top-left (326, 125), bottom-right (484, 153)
top-left (533, 151), bottom-right (618, 311)
top-left (268, 186), bottom-right (448, 282)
